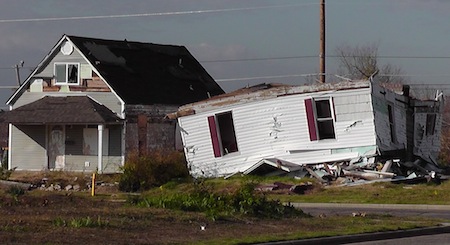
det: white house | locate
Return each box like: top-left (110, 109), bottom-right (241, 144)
top-left (3, 35), bottom-right (224, 173)
top-left (168, 79), bottom-right (443, 178)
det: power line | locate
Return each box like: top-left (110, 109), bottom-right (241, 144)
top-left (215, 73), bottom-right (450, 82)
top-left (200, 55), bottom-right (450, 63)
top-left (1, 54), bottom-right (449, 69)
top-left (0, 3), bottom-right (318, 23)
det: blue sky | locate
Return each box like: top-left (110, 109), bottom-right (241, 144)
top-left (0, 0), bottom-right (450, 105)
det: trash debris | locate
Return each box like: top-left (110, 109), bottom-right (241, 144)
top-left (248, 156), bottom-right (449, 188)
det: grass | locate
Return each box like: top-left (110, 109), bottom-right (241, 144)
top-left (0, 173), bottom-right (449, 244)
top-left (53, 216), bottom-right (109, 228)
top-left (272, 180), bottom-right (450, 205)
top-left (150, 176), bottom-right (450, 205)
top-left (189, 215), bottom-right (440, 245)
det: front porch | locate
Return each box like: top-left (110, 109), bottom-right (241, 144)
top-left (3, 96), bottom-right (124, 173)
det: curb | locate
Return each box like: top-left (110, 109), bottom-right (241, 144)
top-left (257, 224), bottom-right (450, 245)
top-left (289, 203), bottom-right (450, 211)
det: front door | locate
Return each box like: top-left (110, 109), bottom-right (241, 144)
top-left (48, 125), bottom-right (65, 170)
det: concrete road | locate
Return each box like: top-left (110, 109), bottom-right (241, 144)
top-left (257, 203), bottom-right (450, 245)
top-left (259, 224), bottom-right (450, 245)
top-left (290, 203), bottom-right (450, 219)
top-left (350, 233), bottom-right (450, 245)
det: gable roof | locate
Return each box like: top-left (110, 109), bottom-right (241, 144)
top-left (2, 96), bottom-right (122, 124)
top-left (7, 35), bottom-right (224, 106)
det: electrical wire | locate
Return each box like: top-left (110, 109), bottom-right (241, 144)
top-left (0, 3), bottom-right (318, 23)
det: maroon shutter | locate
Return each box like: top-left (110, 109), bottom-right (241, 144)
top-left (305, 99), bottom-right (317, 141)
top-left (208, 116), bottom-right (221, 157)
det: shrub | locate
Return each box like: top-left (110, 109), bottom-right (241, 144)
top-left (137, 180), bottom-right (306, 220)
top-left (119, 150), bottom-right (190, 192)
top-left (0, 166), bottom-right (14, 181)
top-left (6, 185), bottom-right (25, 197)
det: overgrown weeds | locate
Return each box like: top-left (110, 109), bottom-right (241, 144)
top-left (53, 216), bottom-right (109, 228)
top-left (6, 185), bottom-right (25, 202)
top-left (0, 166), bottom-right (15, 180)
top-left (119, 150), bottom-right (190, 192)
top-left (131, 180), bottom-right (308, 221)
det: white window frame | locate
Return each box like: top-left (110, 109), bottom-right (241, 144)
top-left (313, 97), bottom-right (336, 140)
top-left (54, 62), bottom-right (80, 85)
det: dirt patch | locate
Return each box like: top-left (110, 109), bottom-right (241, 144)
top-left (0, 172), bottom-right (313, 244)
top-left (0, 190), bottom-right (316, 244)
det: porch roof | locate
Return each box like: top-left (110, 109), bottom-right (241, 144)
top-left (2, 96), bottom-right (122, 125)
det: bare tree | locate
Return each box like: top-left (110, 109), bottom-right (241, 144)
top-left (335, 43), bottom-right (405, 84)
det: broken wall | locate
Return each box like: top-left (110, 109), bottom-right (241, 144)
top-left (413, 100), bottom-right (443, 163)
top-left (372, 84), bottom-right (408, 154)
top-left (125, 104), bottom-right (180, 155)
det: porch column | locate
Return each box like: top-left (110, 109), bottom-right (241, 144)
top-left (98, 124), bottom-right (104, 173)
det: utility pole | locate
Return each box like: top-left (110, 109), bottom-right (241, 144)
top-left (14, 60), bottom-right (24, 86)
top-left (319, 0), bottom-right (326, 83)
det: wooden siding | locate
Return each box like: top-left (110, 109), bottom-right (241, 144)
top-left (64, 155), bottom-right (122, 173)
top-left (11, 124), bottom-right (123, 172)
top-left (372, 85), bottom-right (408, 153)
top-left (413, 108), bottom-right (443, 162)
top-left (179, 87), bottom-right (378, 177)
top-left (35, 47), bottom-right (87, 78)
top-left (16, 44), bottom-right (123, 115)
top-left (10, 125), bottom-right (47, 170)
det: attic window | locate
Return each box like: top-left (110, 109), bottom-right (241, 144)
top-left (55, 63), bottom-right (79, 85)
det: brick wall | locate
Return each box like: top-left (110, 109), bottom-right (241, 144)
top-left (125, 104), bottom-right (179, 155)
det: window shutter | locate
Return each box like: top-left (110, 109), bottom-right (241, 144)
top-left (207, 116), bottom-right (221, 157)
top-left (305, 99), bottom-right (318, 141)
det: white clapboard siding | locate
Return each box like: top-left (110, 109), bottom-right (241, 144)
top-left (11, 125), bottom-right (47, 170)
top-left (179, 85), bottom-right (379, 177)
top-left (35, 45), bottom-right (87, 78)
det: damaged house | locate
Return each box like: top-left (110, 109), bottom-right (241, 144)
top-left (4, 35), bottom-right (224, 173)
top-left (168, 79), bottom-right (444, 179)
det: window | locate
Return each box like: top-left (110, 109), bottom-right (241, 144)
top-left (207, 111), bottom-right (238, 157)
top-left (426, 113), bottom-right (437, 136)
top-left (388, 104), bottom-right (396, 143)
top-left (305, 98), bottom-right (336, 141)
top-left (55, 63), bottom-right (79, 84)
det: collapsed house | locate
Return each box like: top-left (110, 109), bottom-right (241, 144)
top-left (167, 79), bottom-right (444, 183)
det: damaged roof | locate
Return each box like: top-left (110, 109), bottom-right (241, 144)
top-left (69, 35), bottom-right (224, 105)
top-left (2, 96), bottom-right (122, 124)
top-left (8, 35), bottom-right (225, 106)
top-left (168, 80), bottom-right (372, 119)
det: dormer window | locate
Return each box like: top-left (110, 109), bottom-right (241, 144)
top-left (54, 63), bottom-right (79, 85)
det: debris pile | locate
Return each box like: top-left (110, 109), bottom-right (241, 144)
top-left (249, 157), bottom-right (448, 187)
top-left (256, 181), bottom-right (315, 194)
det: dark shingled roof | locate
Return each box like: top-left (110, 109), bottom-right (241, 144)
top-left (2, 96), bottom-right (122, 124)
top-left (67, 35), bottom-right (224, 105)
